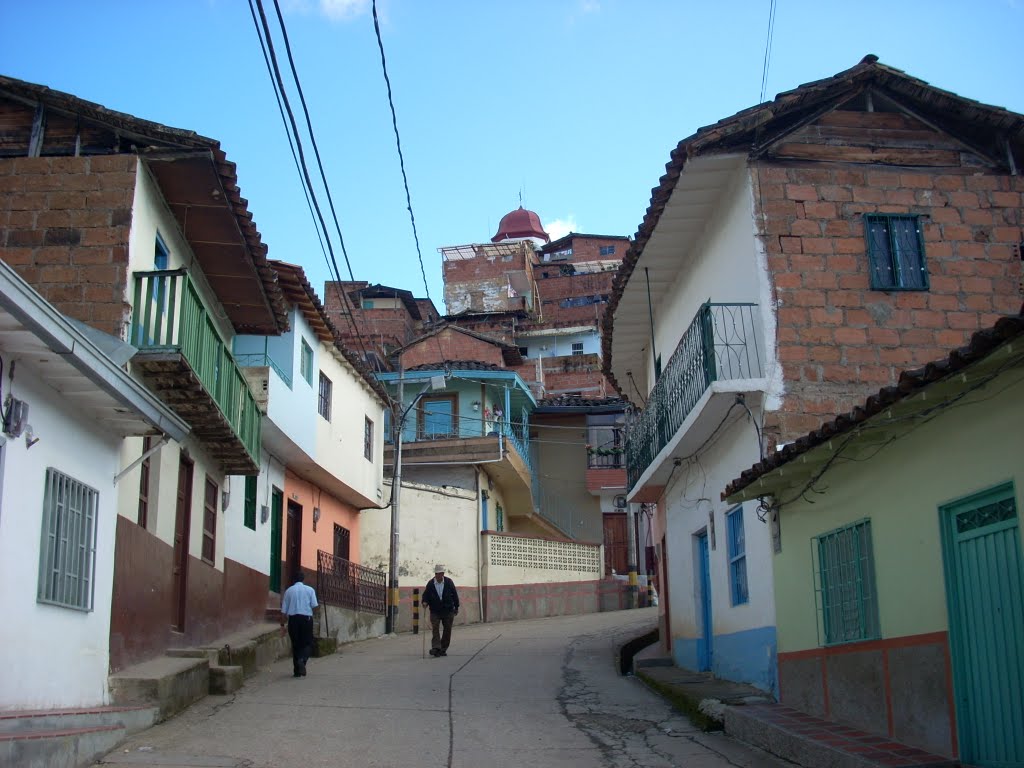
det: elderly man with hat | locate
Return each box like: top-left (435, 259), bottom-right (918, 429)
top-left (422, 563), bottom-right (460, 657)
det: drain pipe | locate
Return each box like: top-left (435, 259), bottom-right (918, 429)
top-left (476, 469), bottom-right (485, 624)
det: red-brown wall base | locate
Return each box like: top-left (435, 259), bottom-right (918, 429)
top-left (777, 632), bottom-right (956, 759)
top-left (109, 516), bottom-right (269, 672)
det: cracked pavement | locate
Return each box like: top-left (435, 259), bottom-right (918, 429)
top-left (95, 608), bottom-right (788, 768)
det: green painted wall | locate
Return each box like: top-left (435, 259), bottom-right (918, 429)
top-left (773, 367), bottom-right (1024, 653)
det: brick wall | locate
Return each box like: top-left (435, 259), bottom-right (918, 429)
top-left (0, 155), bottom-right (137, 337)
top-left (755, 162), bottom-right (1023, 441)
top-left (398, 327), bottom-right (506, 369)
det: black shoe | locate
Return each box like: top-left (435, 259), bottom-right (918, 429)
top-left (429, 648), bottom-right (439, 657)
top-left (439, 650), bottom-right (447, 656)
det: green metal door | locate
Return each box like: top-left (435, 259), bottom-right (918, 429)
top-left (941, 483), bottom-right (1024, 767)
top-left (269, 487), bottom-right (283, 593)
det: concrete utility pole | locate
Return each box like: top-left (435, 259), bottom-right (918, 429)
top-left (386, 368), bottom-right (405, 635)
top-left (627, 503), bottom-right (639, 608)
top-left (386, 367), bottom-right (445, 635)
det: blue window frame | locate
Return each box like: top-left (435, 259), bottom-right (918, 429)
top-left (726, 506), bottom-right (749, 605)
top-left (599, 245), bottom-right (616, 256)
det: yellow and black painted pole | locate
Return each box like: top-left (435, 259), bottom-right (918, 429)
top-left (646, 577), bottom-right (654, 608)
top-left (412, 588), bottom-right (420, 635)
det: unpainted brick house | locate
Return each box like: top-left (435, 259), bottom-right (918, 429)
top-left (604, 56), bottom-right (1023, 696)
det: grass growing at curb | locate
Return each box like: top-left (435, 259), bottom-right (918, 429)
top-left (635, 670), bottom-right (724, 732)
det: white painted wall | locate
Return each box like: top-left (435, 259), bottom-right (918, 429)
top-left (360, 477), bottom-right (480, 591)
top-left (646, 170), bottom-right (770, 393)
top-left (0, 365), bottom-right (122, 709)
top-left (662, 411), bottom-right (775, 641)
top-left (521, 330), bottom-right (600, 359)
top-left (315, 345), bottom-right (386, 507)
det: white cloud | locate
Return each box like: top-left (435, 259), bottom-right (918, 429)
top-left (544, 216), bottom-right (577, 242)
top-left (580, 0), bottom-right (601, 13)
top-left (280, 0), bottom-right (371, 21)
top-left (320, 0), bottom-right (371, 21)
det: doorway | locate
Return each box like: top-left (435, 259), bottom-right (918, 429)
top-left (269, 487), bottom-right (283, 593)
top-left (696, 531), bottom-right (713, 671)
top-left (286, 500), bottom-right (303, 582)
top-left (941, 483), bottom-right (1023, 767)
top-left (171, 454), bottom-right (194, 632)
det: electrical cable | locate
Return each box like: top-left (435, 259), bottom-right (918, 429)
top-left (758, 0), bottom-right (777, 104)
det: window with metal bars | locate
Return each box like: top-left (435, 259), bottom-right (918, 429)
top-left (571, 342), bottom-right (584, 356)
top-left (244, 476), bottom-right (257, 531)
top-left (726, 506), bottom-right (749, 605)
top-left (38, 468), bottom-right (98, 611)
top-left (864, 214), bottom-right (927, 290)
top-left (813, 519), bottom-right (880, 645)
top-left (364, 416), bottom-right (374, 461)
top-left (318, 371), bottom-right (332, 421)
top-left (202, 477), bottom-right (217, 564)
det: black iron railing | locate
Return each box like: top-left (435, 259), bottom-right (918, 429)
top-left (316, 550), bottom-right (386, 615)
top-left (625, 302), bottom-right (764, 490)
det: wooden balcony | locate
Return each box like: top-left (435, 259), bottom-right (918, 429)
top-left (130, 270), bottom-right (261, 475)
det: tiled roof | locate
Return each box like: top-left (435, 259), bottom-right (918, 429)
top-left (723, 310), bottom-right (1024, 500)
top-left (407, 361), bottom-right (504, 372)
top-left (601, 55), bottom-right (1024, 396)
top-left (537, 394), bottom-right (628, 409)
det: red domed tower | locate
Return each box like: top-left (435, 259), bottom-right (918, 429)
top-left (491, 206), bottom-right (549, 245)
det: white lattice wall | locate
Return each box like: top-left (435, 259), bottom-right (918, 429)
top-left (484, 534), bottom-right (602, 585)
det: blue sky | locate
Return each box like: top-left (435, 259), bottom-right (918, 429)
top-left (2, 1), bottom-right (1022, 309)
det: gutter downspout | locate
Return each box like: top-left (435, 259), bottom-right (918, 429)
top-left (476, 469), bottom-right (485, 624)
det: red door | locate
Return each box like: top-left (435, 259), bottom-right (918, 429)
top-left (172, 454), bottom-right (194, 632)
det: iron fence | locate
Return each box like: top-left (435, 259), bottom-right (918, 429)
top-left (625, 302), bottom-right (763, 490)
top-left (316, 550), bottom-right (386, 615)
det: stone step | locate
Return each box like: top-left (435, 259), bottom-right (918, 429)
top-left (209, 666), bottom-right (244, 695)
top-left (0, 723), bottom-right (124, 768)
top-left (0, 705), bottom-right (155, 735)
top-left (109, 656), bottom-right (209, 721)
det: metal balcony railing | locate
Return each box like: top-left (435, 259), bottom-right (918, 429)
top-left (587, 426), bottom-right (625, 469)
top-left (130, 269), bottom-right (262, 463)
top-left (316, 550), bottom-right (386, 615)
top-left (625, 302), bottom-right (763, 490)
top-left (234, 352), bottom-right (293, 388)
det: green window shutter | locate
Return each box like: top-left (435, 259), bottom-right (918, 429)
top-left (244, 476), bottom-right (258, 530)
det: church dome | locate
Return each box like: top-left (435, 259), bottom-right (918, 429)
top-left (491, 206), bottom-right (549, 244)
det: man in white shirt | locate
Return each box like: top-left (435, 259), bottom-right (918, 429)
top-left (280, 571), bottom-right (318, 677)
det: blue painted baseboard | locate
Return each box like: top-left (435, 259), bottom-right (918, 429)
top-left (672, 625), bottom-right (777, 695)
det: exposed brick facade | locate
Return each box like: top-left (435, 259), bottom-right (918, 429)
top-left (398, 327), bottom-right (506, 370)
top-left (756, 160), bottom-right (1023, 441)
top-left (0, 155), bottom-right (137, 337)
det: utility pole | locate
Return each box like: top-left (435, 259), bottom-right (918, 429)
top-left (386, 365), bottom-right (404, 635)
top-left (627, 502), bottom-right (639, 609)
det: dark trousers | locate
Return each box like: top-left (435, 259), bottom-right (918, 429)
top-left (430, 612), bottom-right (455, 652)
top-left (287, 614), bottom-right (314, 674)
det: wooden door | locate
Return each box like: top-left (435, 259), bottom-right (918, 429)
top-left (269, 487), bottom-right (283, 593)
top-left (286, 500), bottom-right (303, 582)
top-left (172, 454), bottom-right (194, 632)
top-left (603, 513), bottom-right (628, 575)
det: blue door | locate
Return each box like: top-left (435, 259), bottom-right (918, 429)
top-left (697, 532), bottom-right (713, 671)
top-left (941, 483), bottom-right (1024, 767)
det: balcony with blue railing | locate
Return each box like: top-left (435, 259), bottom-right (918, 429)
top-left (130, 268), bottom-right (262, 474)
top-left (625, 302), bottom-right (765, 493)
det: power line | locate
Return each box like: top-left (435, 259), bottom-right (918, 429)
top-left (758, 0), bottom-right (778, 104)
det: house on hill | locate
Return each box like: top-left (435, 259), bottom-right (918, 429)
top-left (603, 55), bottom-right (1023, 694)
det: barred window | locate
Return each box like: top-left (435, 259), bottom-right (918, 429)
top-left (864, 214), bottom-right (927, 291)
top-left (571, 342), bottom-right (585, 356)
top-left (38, 469), bottom-right (99, 611)
top-left (364, 417), bottom-right (374, 461)
top-left (318, 372), bottom-right (332, 421)
top-left (814, 519), bottom-right (880, 645)
top-left (727, 506), bottom-right (749, 605)
top-left (137, 436), bottom-right (153, 528)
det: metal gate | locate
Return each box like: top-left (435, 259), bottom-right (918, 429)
top-left (940, 482), bottom-right (1024, 767)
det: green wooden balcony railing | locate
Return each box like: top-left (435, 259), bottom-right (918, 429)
top-left (130, 268), bottom-right (262, 465)
top-left (625, 302), bottom-right (763, 491)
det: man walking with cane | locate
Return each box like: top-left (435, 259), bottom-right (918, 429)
top-left (422, 564), bottom-right (459, 657)
top-left (280, 571), bottom-right (318, 677)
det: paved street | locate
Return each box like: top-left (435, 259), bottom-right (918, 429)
top-left (95, 608), bottom-right (786, 768)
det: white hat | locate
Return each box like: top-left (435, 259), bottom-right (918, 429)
top-left (434, 563), bottom-right (445, 573)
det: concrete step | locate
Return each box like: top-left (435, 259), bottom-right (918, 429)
top-left (0, 721), bottom-right (125, 768)
top-left (0, 705), bottom-right (156, 735)
top-left (109, 656), bottom-right (209, 721)
top-left (209, 666), bottom-right (244, 695)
